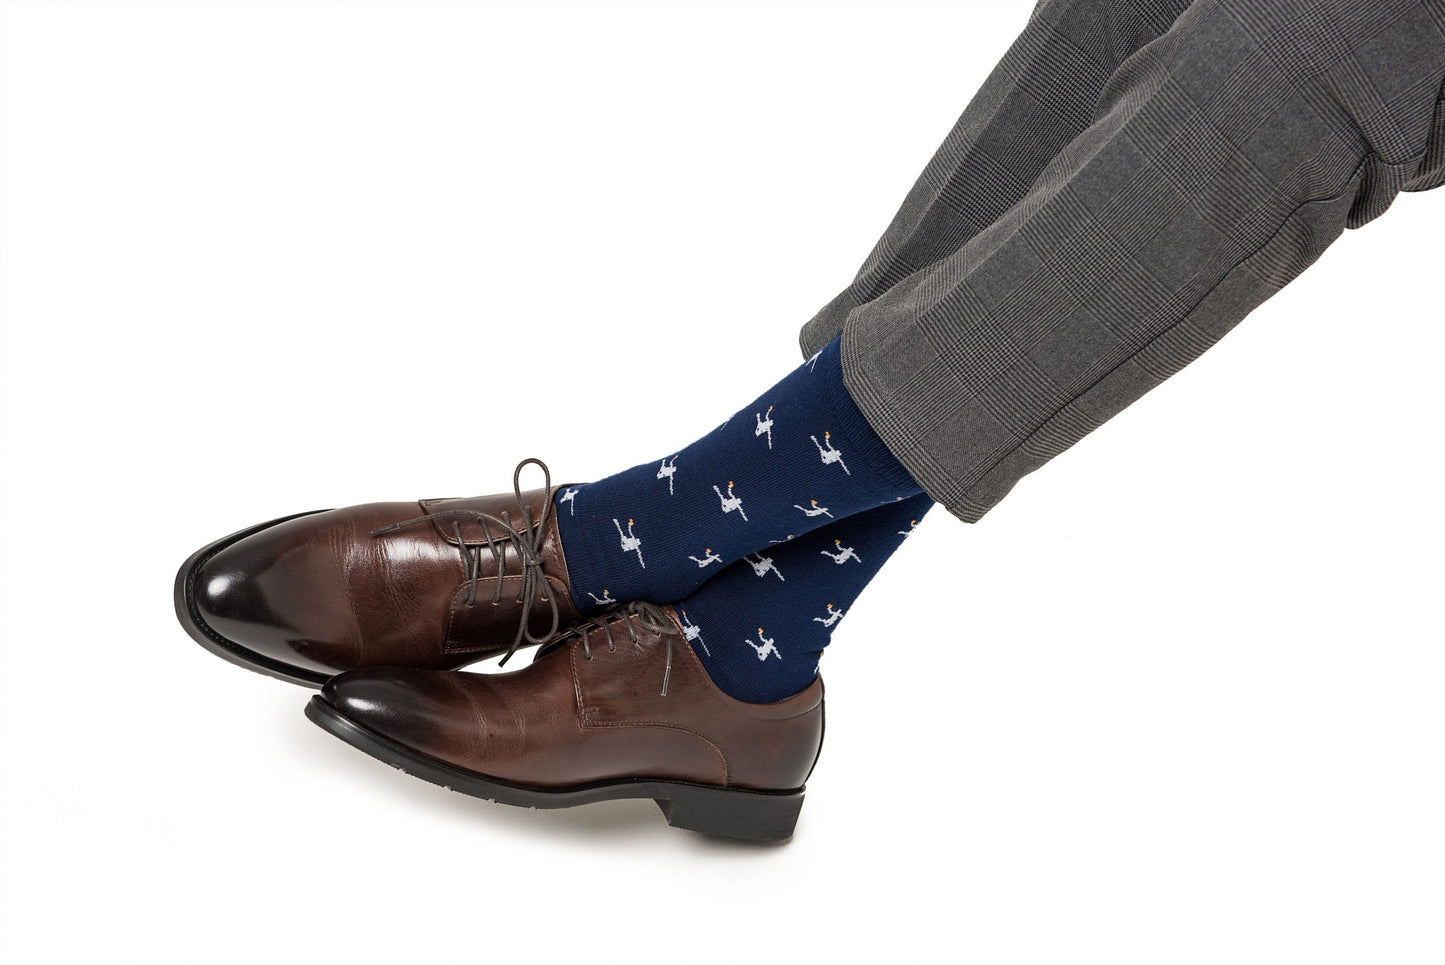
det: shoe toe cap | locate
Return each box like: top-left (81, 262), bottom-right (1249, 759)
top-left (191, 514), bottom-right (362, 677)
top-left (320, 669), bottom-right (478, 761)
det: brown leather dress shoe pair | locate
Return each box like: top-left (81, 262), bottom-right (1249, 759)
top-left (175, 460), bottom-right (826, 841)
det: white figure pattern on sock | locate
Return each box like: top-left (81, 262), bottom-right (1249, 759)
top-left (679, 608), bottom-right (709, 657)
top-left (805, 350), bottom-right (821, 372)
top-left (820, 539), bottom-right (861, 564)
top-left (713, 481), bottom-right (749, 522)
top-left (558, 487), bottom-right (579, 515)
top-left (768, 534), bottom-right (796, 544)
top-left (793, 499), bottom-right (832, 518)
top-left (754, 406), bottom-right (774, 449)
top-left (745, 552), bottom-right (784, 581)
top-left (588, 589), bottom-right (616, 606)
top-left (813, 603), bottom-right (844, 627)
top-left (811, 431), bottom-right (850, 475)
top-left (689, 548), bottom-right (722, 568)
top-left (897, 519), bottom-right (920, 536)
top-left (612, 517), bottom-right (645, 568)
top-left (744, 628), bottom-right (781, 661)
top-left (656, 455), bottom-right (678, 495)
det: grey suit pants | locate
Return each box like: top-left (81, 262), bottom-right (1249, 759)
top-left (803, 0), bottom-right (1445, 522)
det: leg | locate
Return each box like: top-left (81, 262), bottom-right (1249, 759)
top-left (555, 337), bottom-right (925, 612)
top-left (676, 494), bottom-right (935, 702)
top-left (183, 0), bottom-right (1252, 688)
top-left (836, 0), bottom-right (1445, 521)
top-left (800, 0), bottom-right (1196, 356)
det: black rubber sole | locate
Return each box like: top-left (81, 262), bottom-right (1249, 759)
top-left (305, 696), bottom-right (807, 842)
top-left (173, 509), bottom-right (333, 688)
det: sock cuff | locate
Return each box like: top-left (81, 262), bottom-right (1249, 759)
top-left (814, 338), bottom-right (923, 501)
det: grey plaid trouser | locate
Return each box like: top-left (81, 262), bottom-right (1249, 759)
top-left (802, 0), bottom-right (1445, 522)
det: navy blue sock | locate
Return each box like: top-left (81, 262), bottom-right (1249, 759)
top-left (674, 494), bottom-right (934, 702)
top-left (556, 337), bottom-right (923, 612)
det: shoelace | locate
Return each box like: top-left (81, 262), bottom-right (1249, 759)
top-left (541, 600), bottom-right (682, 696)
top-left (370, 457), bottom-right (561, 664)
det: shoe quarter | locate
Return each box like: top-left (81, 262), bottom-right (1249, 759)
top-left (569, 641), bottom-right (732, 784)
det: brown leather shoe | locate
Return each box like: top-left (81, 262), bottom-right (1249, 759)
top-left (174, 459), bottom-right (579, 687)
top-left (305, 602), bottom-right (825, 842)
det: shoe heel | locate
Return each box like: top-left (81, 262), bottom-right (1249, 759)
top-left (654, 785), bottom-right (805, 842)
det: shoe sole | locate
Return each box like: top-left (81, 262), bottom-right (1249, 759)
top-left (173, 510), bottom-right (334, 688)
top-left (305, 695), bottom-right (807, 843)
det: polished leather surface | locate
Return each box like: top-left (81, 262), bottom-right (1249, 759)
top-left (193, 485), bottom-right (579, 677)
top-left (319, 606), bottom-right (825, 792)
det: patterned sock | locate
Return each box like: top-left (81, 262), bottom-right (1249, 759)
top-left (673, 494), bottom-right (934, 702)
top-left (556, 337), bottom-right (923, 612)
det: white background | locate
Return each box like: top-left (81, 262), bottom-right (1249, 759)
top-left (2, 2), bottom-right (1441, 964)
